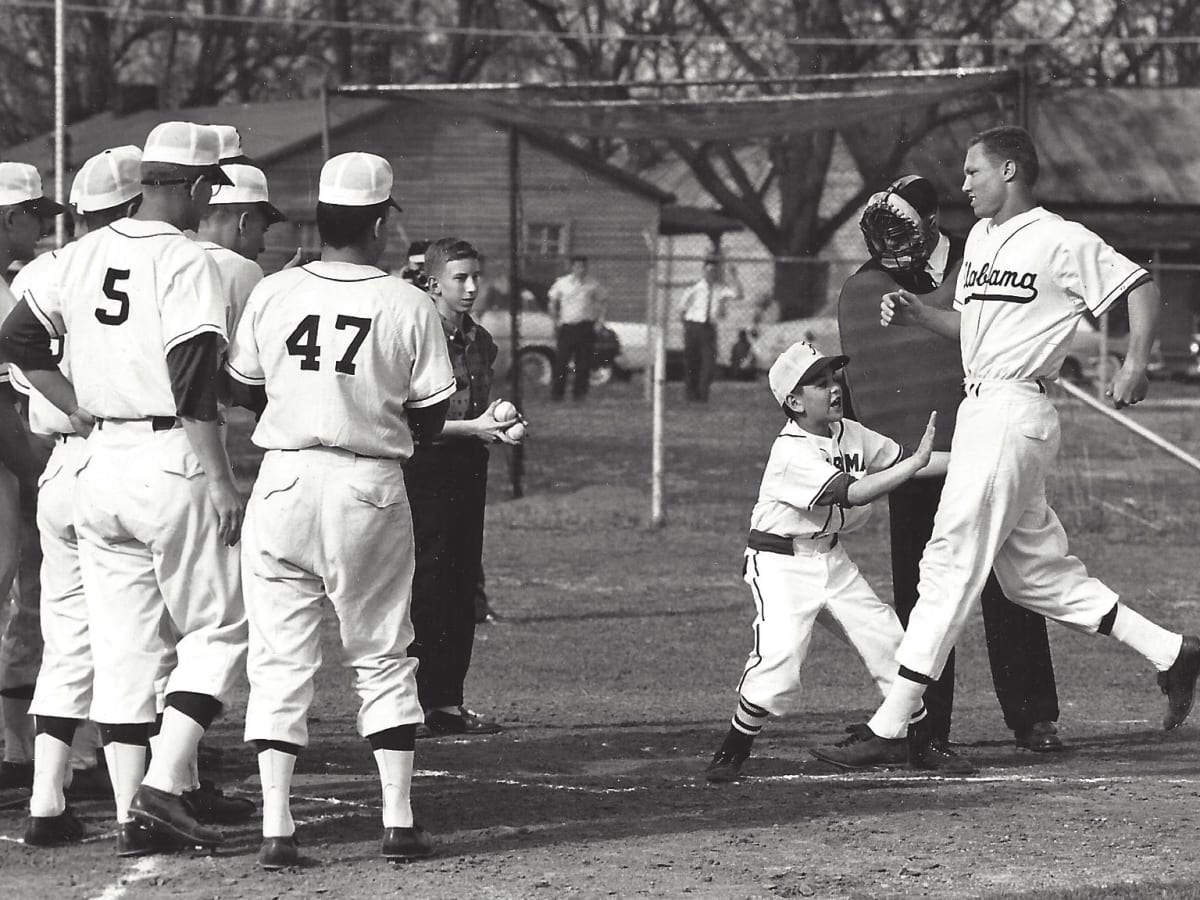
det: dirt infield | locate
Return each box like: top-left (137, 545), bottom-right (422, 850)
top-left (4, 381), bottom-right (1200, 899)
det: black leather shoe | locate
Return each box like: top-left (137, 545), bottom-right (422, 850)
top-left (908, 735), bottom-right (977, 775)
top-left (425, 708), bottom-right (502, 736)
top-left (24, 808), bottom-right (85, 846)
top-left (129, 785), bottom-right (223, 846)
top-left (382, 825), bottom-right (435, 861)
top-left (810, 726), bottom-right (907, 770)
top-left (703, 748), bottom-right (750, 783)
top-left (1159, 635), bottom-right (1200, 730)
top-left (1015, 720), bottom-right (1065, 752)
top-left (117, 820), bottom-right (183, 857)
top-left (183, 780), bottom-right (256, 824)
top-left (258, 835), bottom-right (300, 870)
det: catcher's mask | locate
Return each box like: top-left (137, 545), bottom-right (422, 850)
top-left (860, 175), bottom-right (937, 271)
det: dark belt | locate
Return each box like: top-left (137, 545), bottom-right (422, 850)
top-left (56, 433), bottom-right (81, 444)
top-left (961, 378), bottom-right (1046, 398)
top-left (747, 529), bottom-right (838, 555)
top-left (281, 447), bottom-right (401, 461)
top-left (94, 416), bottom-right (180, 432)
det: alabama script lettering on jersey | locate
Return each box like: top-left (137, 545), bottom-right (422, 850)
top-left (954, 207), bottom-right (1148, 382)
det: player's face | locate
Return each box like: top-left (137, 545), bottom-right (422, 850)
top-left (790, 368), bottom-right (843, 430)
top-left (961, 144), bottom-right (1006, 219)
top-left (432, 257), bottom-right (481, 317)
top-left (3, 205), bottom-right (45, 261)
top-left (238, 208), bottom-right (269, 261)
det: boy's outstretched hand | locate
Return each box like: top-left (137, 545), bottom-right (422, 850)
top-left (914, 411), bottom-right (937, 467)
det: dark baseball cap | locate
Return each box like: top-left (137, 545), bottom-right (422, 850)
top-left (887, 175), bottom-right (938, 217)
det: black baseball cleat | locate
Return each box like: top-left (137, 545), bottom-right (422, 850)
top-left (908, 736), bottom-right (977, 775)
top-left (183, 780), bottom-right (256, 824)
top-left (382, 825), bottom-right (436, 862)
top-left (1159, 635), bottom-right (1200, 730)
top-left (129, 785), bottom-right (224, 847)
top-left (24, 808), bottom-right (85, 846)
top-left (117, 820), bottom-right (185, 857)
top-left (703, 748), bottom-right (750, 783)
top-left (425, 707), bottom-right (502, 736)
top-left (258, 835), bottom-right (301, 870)
top-left (1014, 720), bottom-right (1065, 752)
top-left (810, 726), bottom-right (907, 770)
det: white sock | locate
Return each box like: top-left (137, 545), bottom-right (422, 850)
top-left (373, 748), bottom-right (414, 828)
top-left (258, 749), bottom-right (296, 839)
top-left (142, 708), bottom-right (204, 795)
top-left (103, 742), bottom-right (147, 823)
top-left (868, 676), bottom-right (928, 739)
top-left (29, 733), bottom-right (71, 818)
top-left (1111, 605), bottom-right (1183, 671)
top-left (1, 696), bottom-right (34, 762)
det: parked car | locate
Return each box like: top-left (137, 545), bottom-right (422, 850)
top-left (478, 309), bottom-right (624, 387)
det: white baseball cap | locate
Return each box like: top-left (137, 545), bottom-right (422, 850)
top-left (768, 341), bottom-right (849, 406)
top-left (0, 162), bottom-right (67, 216)
top-left (70, 145), bottom-right (143, 213)
top-left (208, 124), bottom-right (246, 163)
top-left (141, 121), bottom-right (233, 185)
top-left (209, 164), bottom-right (286, 223)
top-left (318, 152), bottom-right (401, 210)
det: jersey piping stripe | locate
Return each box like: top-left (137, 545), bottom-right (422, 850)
top-left (299, 265), bottom-right (391, 283)
top-left (164, 322), bottom-right (224, 355)
top-left (225, 359), bottom-right (265, 386)
top-left (736, 551), bottom-right (766, 694)
top-left (1093, 269), bottom-right (1151, 318)
top-left (107, 223), bottom-right (180, 240)
top-left (23, 291), bottom-right (63, 339)
top-left (406, 378), bottom-right (457, 409)
top-left (806, 470), bottom-right (843, 512)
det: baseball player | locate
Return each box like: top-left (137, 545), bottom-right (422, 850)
top-left (0, 162), bottom-right (63, 798)
top-left (226, 152), bottom-right (455, 869)
top-left (9, 146), bottom-right (146, 846)
top-left (839, 175), bottom-right (1064, 755)
top-left (811, 126), bottom-right (1200, 771)
top-left (704, 340), bottom-right (957, 782)
top-left (0, 121), bottom-right (247, 854)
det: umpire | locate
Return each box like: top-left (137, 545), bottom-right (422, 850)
top-left (838, 175), bottom-right (1063, 753)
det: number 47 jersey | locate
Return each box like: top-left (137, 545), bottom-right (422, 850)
top-left (24, 218), bottom-right (228, 419)
top-left (227, 260), bottom-right (456, 460)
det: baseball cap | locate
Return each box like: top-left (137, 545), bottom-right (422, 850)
top-left (768, 341), bottom-right (849, 406)
top-left (209, 124), bottom-right (249, 164)
top-left (70, 145), bottom-right (143, 213)
top-left (141, 121), bottom-right (233, 185)
top-left (318, 152), bottom-right (402, 210)
top-left (887, 175), bottom-right (938, 218)
top-left (0, 162), bottom-right (68, 217)
top-left (209, 163), bottom-right (286, 223)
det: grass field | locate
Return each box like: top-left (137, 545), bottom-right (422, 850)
top-left (5, 377), bottom-right (1200, 899)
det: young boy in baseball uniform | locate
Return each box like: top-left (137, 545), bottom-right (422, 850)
top-left (0, 122), bottom-right (248, 855)
top-left (811, 126), bottom-right (1200, 771)
top-left (227, 152), bottom-right (455, 869)
top-left (406, 237), bottom-right (523, 738)
top-left (705, 341), bottom-right (957, 782)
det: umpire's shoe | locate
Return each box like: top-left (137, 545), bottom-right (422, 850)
top-left (129, 785), bottom-right (223, 847)
top-left (808, 726), bottom-right (906, 770)
top-left (1159, 635), bottom-right (1200, 730)
top-left (258, 835), bottom-right (301, 870)
top-left (183, 780), bottom-right (256, 824)
top-left (1014, 720), bottom-right (1065, 752)
top-left (704, 748), bottom-right (750, 783)
top-left (382, 825), bottom-right (436, 862)
top-left (24, 808), bottom-right (85, 846)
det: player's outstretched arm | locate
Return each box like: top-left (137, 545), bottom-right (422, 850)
top-left (1107, 280), bottom-right (1160, 409)
top-left (844, 412), bottom-right (938, 506)
top-left (881, 289), bottom-right (961, 339)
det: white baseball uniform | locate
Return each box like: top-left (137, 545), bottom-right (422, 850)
top-left (737, 417), bottom-right (909, 714)
top-left (22, 218), bottom-right (246, 725)
top-left (194, 239), bottom-right (263, 340)
top-left (895, 207), bottom-right (1150, 683)
top-left (228, 261), bottom-right (455, 746)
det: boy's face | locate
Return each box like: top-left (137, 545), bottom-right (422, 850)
top-left (785, 367), bottom-right (844, 431)
top-left (431, 256), bottom-right (481, 317)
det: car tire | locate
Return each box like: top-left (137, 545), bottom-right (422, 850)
top-left (515, 347), bottom-right (555, 386)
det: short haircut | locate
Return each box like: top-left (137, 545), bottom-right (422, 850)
top-left (424, 237), bottom-right (479, 277)
top-left (570, 253), bottom-right (587, 264)
top-left (969, 126), bottom-right (1040, 186)
top-left (316, 200), bottom-right (389, 249)
top-left (406, 239), bottom-right (429, 257)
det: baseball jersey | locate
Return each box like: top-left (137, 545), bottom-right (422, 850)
top-left (22, 218), bottom-right (227, 419)
top-left (749, 418), bottom-right (903, 539)
top-left (194, 239), bottom-right (264, 338)
top-left (0, 278), bottom-right (16, 385)
top-left (8, 251), bottom-right (71, 436)
top-left (954, 207), bottom-right (1149, 381)
top-left (227, 261), bottom-right (456, 459)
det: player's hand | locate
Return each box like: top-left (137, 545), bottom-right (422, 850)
top-left (881, 290), bottom-right (924, 328)
top-left (475, 399), bottom-right (520, 444)
top-left (207, 477), bottom-right (245, 546)
top-left (281, 247), bottom-right (304, 269)
top-left (913, 411), bottom-right (937, 466)
top-left (68, 406), bottom-right (96, 439)
top-left (1106, 359), bottom-right (1150, 409)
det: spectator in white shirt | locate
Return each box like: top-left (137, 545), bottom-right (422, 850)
top-left (547, 255), bottom-right (608, 401)
top-left (678, 254), bottom-right (742, 402)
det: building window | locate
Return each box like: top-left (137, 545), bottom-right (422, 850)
top-left (525, 222), bottom-right (569, 257)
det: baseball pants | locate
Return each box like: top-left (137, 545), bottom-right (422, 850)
top-left (242, 448), bottom-right (423, 747)
top-left (897, 380), bottom-right (1119, 682)
top-left (889, 477), bottom-right (1059, 737)
top-left (737, 540), bottom-right (904, 715)
top-left (74, 423), bottom-right (246, 725)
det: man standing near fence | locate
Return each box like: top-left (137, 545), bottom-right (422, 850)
top-left (548, 255), bottom-right (607, 401)
top-left (678, 254), bottom-right (741, 402)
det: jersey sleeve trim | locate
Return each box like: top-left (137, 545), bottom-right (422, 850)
top-left (24, 292), bottom-right (64, 339)
top-left (164, 323), bottom-right (225, 355)
top-left (806, 469), bottom-right (843, 510)
top-left (405, 378), bottom-right (457, 409)
top-left (225, 359), bottom-right (265, 386)
top-left (1092, 270), bottom-right (1152, 317)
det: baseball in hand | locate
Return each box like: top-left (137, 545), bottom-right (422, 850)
top-left (506, 421), bottom-right (527, 442)
top-left (493, 400), bottom-right (519, 423)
